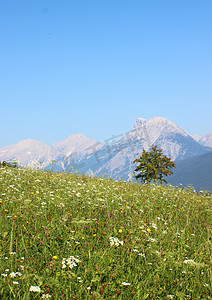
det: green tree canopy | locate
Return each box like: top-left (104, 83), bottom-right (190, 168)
top-left (133, 145), bottom-right (175, 184)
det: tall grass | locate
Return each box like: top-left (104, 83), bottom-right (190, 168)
top-left (0, 166), bottom-right (211, 299)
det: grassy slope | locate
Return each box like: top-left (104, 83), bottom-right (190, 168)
top-left (0, 167), bottom-right (211, 299)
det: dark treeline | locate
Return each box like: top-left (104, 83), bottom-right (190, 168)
top-left (0, 161), bottom-right (18, 168)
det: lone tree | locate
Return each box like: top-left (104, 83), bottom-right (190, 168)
top-left (133, 145), bottom-right (175, 184)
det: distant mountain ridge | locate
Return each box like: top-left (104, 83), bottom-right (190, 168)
top-left (167, 151), bottom-right (212, 192)
top-left (0, 117), bottom-right (211, 190)
top-left (191, 132), bottom-right (212, 148)
top-left (0, 139), bottom-right (50, 167)
top-left (198, 132), bottom-right (212, 148)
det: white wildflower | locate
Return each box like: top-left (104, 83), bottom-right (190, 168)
top-left (183, 259), bottom-right (195, 264)
top-left (148, 238), bottom-right (157, 242)
top-left (109, 237), bottom-right (123, 246)
top-left (138, 253), bottom-right (145, 257)
top-left (41, 294), bottom-right (52, 298)
top-left (122, 282), bottom-right (131, 286)
top-left (183, 259), bottom-right (205, 268)
top-left (62, 258), bottom-right (66, 269)
top-left (62, 256), bottom-right (80, 269)
top-left (30, 286), bottom-right (41, 292)
top-left (151, 223), bottom-right (157, 230)
top-left (9, 272), bottom-right (16, 278)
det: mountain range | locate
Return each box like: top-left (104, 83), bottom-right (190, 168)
top-left (167, 151), bottom-right (212, 192)
top-left (1, 117), bottom-right (211, 191)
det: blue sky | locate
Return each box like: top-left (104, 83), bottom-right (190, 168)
top-left (0, 0), bottom-right (212, 148)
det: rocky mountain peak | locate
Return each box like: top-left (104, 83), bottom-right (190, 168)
top-left (133, 118), bottom-right (147, 130)
top-left (199, 132), bottom-right (212, 148)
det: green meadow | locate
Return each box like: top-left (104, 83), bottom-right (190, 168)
top-left (0, 166), bottom-right (211, 299)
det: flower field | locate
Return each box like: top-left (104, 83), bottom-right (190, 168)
top-left (0, 166), bottom-right (211, 299)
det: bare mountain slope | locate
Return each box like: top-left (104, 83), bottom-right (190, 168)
top-left (0, 139), bottom-right (50, 167)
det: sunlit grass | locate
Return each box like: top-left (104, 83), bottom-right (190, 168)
top-left (0, 166), bottom-right (211, 299)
